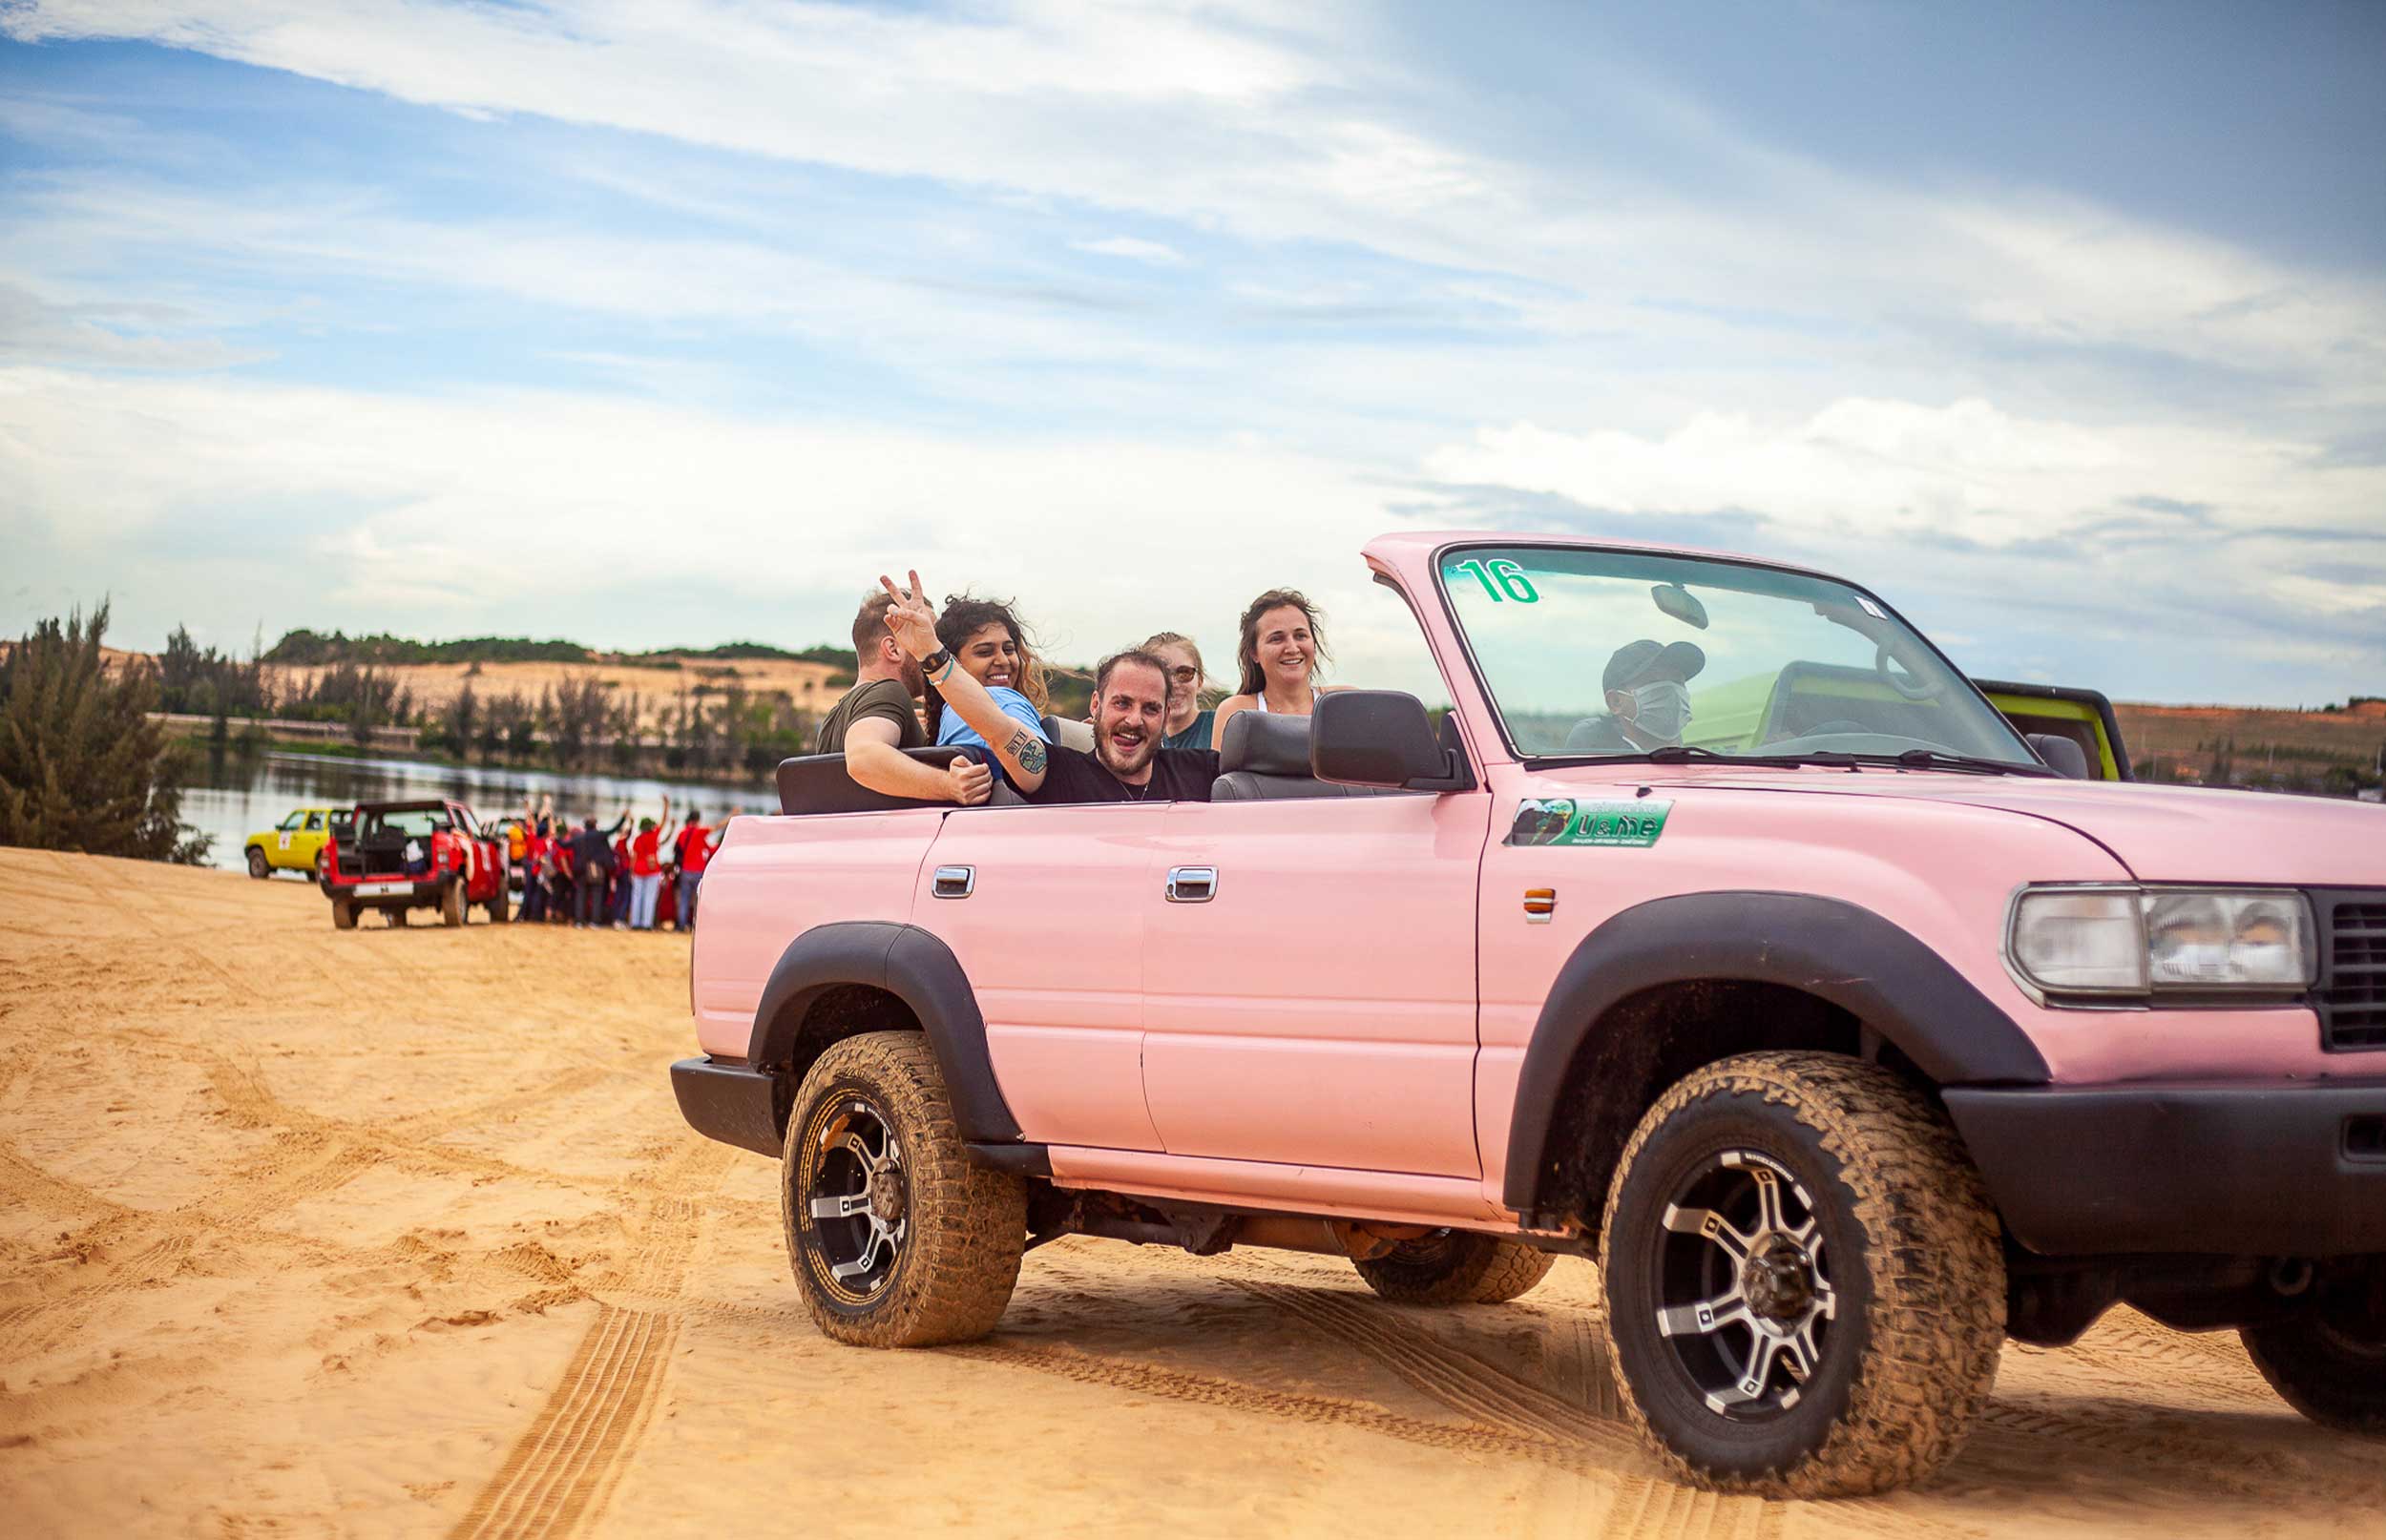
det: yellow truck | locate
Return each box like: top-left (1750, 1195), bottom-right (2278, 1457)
top-left (243, 805), bottom-right (347, 881)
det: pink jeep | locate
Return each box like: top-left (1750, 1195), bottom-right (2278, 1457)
top-left (673, 532), bottom-right (2386, 1496)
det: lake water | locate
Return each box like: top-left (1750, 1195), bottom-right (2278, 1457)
top-left (177, 749), bottom-right (773, 872)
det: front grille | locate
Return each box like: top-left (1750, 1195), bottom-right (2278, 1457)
top-left (2317, 892), bottom-right (2386, 1051)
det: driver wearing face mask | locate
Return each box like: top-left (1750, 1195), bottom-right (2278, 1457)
top-left (1564, 639), bottom-right (1706, 754)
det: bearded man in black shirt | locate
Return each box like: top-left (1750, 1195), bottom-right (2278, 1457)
top-left (877, 572), bottom-right (1218, 803)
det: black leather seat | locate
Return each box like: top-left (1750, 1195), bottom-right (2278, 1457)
top-left (777, 748), bottom-right (965, 814)
top-left (1040, 714), bottom-right (1094, 753)
top-left (1211, 712), bottom-right (1392, 801)
top-left (777, 747), bottom-right (1036, 813)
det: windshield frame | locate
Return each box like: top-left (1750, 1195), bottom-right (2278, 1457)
top-left (1425, 537), bottom-right (2039, 769)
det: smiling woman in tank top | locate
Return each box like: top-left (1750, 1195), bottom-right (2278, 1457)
top-left (1209, 589), bottom-right (1336, 751)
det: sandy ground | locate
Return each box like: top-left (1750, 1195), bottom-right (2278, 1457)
top-left (2, 849), bottom-right (2381, 1538)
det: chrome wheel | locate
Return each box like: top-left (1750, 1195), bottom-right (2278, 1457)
top-left (806, 1095), bottom-right (909, 1303)
top-left (1654, 1149), bottom-right (1835, 1418)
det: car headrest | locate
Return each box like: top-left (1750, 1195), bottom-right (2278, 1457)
top-left (1040, 714), bottom-right (1095, 753)
top-left (776, 748), bottom-right (966, 815)
top-left (1219, 710), bottom-right (1312, 776)
top-left (2026, 733), bottom-right (2092, 780)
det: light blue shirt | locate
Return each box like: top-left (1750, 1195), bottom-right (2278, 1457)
top-left (936, 685), bottom-right (1048, 784)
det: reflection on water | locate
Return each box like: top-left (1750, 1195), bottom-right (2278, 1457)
top-left (176, 748), bottom-right (771, 873)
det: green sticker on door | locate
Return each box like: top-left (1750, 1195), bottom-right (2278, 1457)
top-left (1506, 798), bottom-right (1671, 848)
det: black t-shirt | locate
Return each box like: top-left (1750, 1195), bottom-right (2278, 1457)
top-left (1024, 745), bottom-right (1220, 804)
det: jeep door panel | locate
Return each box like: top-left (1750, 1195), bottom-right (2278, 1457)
top-left (923, 803), bottom-right (1170, 1153)
top-left (1140, 792), bottom-right (1491, 1176)
top-left (692, 810), bottom-right (945, 1060)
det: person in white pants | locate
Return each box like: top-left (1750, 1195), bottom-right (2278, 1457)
top-left (628, 794), bottom-right (670, 929)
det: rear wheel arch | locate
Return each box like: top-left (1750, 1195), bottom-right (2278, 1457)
top-left (1502, 892), bottom-right (2050, 1229)
top-left (746, 922), bottom-right (1023, 1151)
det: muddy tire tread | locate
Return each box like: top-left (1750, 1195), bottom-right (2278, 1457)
top-left (1351, 1234), bottom-right (1559, 1305)
top-left (1598, 1050), bottom-right (2006, 1499)
top-left (2238, 1319), bottom-right (2386, 1434)
top-left (784, 1030), bottom-right (1026, 1348)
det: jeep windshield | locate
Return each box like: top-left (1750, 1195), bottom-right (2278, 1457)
top-left (1438, 544), bottom-right (2041, 769)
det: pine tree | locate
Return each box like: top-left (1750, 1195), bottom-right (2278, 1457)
top-left (0, 603), bottom-right (212, 864)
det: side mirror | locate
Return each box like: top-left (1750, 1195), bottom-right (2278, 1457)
top-left (1312, 691), bottom-right (1474, 792)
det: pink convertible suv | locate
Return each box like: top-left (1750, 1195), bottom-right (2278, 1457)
top-left (674, 532), bottom-right (2385, 1496)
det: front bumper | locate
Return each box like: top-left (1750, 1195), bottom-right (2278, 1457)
top-left (1945, 1080), bottom-right (2386, 1257)
top-left (671, 1057), bottom-right (782, 1157)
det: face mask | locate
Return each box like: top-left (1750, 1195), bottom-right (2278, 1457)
top-left (1629, 680), bottom-right (1692, 739)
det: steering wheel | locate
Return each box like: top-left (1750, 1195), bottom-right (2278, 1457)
top-left (1874, 643), bottom-right (1936, 701)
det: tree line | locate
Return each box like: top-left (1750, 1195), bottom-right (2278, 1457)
top-left (260, 627), bottom-right (851, 670)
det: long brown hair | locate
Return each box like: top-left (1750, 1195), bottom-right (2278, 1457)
top-left (924, 593), bottom-right (1049, 738)
top-left (1232, 589), bottom-right (1329, 697)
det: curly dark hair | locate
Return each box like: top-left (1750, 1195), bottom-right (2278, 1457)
top-left (925, 593), bottom-right (1049, 738)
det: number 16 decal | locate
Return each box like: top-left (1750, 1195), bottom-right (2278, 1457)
top-left (1455, 557), bottom-right (1539, 604)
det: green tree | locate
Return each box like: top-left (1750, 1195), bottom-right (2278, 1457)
top-left (0, 603), bottom-right (212, 864)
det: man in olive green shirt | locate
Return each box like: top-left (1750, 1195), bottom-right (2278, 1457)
top-left (815, 590), bottom-right (991, 805)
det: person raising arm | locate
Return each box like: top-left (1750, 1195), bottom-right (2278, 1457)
top-left (878, 572), bottom-right (1052, 795)
top-left (815, 589), bottom-right (992, 806)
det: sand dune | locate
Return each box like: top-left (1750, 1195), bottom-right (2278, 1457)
top-left (2, 849), bottom-right (2380, 1535)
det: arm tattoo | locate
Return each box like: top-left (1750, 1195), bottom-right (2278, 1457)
top-left (1009, 732), bottom-right (1048, 774)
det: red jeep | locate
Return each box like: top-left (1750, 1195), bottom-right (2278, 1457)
top-left (321, 799), bottom-right (509, 929)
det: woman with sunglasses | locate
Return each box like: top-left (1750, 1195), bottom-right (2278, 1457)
top-left (1141, 631), bottom-right (1217, 752)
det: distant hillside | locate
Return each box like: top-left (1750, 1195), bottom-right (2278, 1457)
top-left (261, 628), bottom-right (857, 671)
top-left (2116, 697), bottom-right (2384, 794)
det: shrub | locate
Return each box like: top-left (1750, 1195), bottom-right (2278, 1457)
top-left (0, 603), bottom-right (212, 864)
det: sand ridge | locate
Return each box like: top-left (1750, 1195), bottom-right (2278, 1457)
top-left (2, 848), bottom-right (2382, 1535)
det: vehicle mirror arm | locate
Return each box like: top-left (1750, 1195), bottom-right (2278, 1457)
top-left (1404, 746), bottom-right (1476, 794)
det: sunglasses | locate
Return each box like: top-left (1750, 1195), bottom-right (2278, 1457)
top-left (1166, 665), bottom-right (1201, 682)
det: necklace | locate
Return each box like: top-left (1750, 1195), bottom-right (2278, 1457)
top-left (1120, 776), bottom-right (1152, 801)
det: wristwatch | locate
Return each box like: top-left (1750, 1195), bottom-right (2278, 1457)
top-left (921, 647), bottom-right (952, 679)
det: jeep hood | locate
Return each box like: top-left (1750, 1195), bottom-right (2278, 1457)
top-left (1636, 771), bottom-right (2386, 885)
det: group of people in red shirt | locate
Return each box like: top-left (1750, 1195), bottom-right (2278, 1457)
top-left (507, 791), bottom-right (736, 930)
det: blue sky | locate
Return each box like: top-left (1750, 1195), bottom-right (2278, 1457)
top-left (2, 1), bottom-right (2380, 705)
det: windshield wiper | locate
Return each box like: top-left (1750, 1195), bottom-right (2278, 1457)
top-left (1634, 745), bottom-right (1863, 771)
top-left (1831, 748), bottom-right (2056, 778)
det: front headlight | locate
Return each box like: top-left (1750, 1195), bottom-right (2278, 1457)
top-left (2009, 885), bottom-right (2314, 1000)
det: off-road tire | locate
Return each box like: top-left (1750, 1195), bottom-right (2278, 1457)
top-left (486, 891), bottom-right (511, 924)
top-left (1351, 1231), bottom-right (1558, 1304)
top-left (331, 897), bottom-right (356, 930)
top-left (2241, 1265), bottom-right (2386, 1433)
top-left (1599, 1051), bottom-right (2005, 1498)
top-left (440, 879), bottom-right (466, 927)
top-left (784, 1031), bottom-right (1026, 1348)
top-left (246, 846), bottom-right (271, 880)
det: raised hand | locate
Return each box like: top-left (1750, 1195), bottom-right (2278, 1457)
top-left (945, 756), bottom-right (994, 806)
top-left (876, 570), bottom-right (942, 662)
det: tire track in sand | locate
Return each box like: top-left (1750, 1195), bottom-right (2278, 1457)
top-left (1232, 1279), bottom-right (1636, 1453)
top-left (448, 1140), bottom-right (730, 1540)
top-left (1233, 1281), bottom-right (1957, 1540)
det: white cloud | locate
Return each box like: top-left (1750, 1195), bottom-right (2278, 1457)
top-left (1070, 236), bottom-right (1186, 265)
top-left (1423, 396), bottom-right (2383, 548)
top-left (10, 1), bottom-right (2381, 398)
top-left (0, 364), bottom-right (1415, 672)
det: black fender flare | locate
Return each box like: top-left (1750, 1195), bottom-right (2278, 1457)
top-left (1501, 891), bottom-right (2050, 1215)
top-left (745, 921), bottom-right (1022, 1145)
